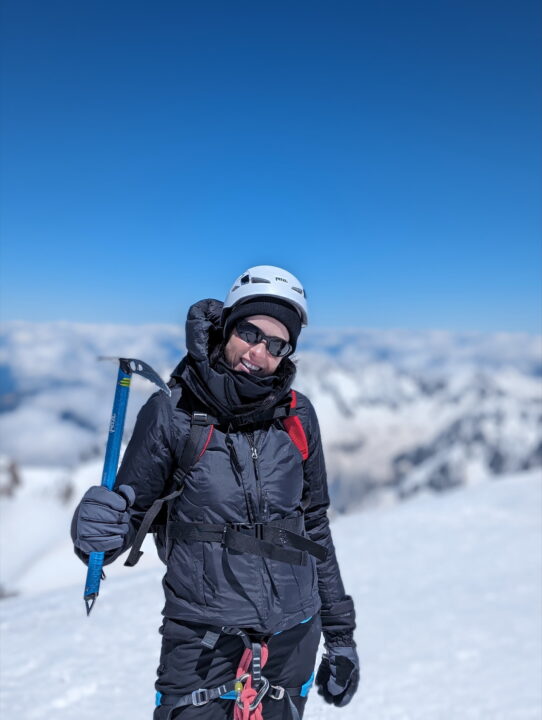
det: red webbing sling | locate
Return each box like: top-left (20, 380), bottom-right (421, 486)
top-left (234, 643), bottom-right (270, 720)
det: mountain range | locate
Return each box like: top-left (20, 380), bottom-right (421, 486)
top-left (1, 321), bottom-right (540, 511)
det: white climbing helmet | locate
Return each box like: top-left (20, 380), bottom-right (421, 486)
top-left (223, 265), bottom-right (309, 327)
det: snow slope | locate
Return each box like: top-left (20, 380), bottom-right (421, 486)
top-left (0, 457), bottom-right (165, 597)
top-left (1, 469), bottom-right (540, 720)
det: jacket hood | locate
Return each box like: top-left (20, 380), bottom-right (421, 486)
top-left (171, 299), bottom-right (296, 425)
top-left (184, 298), bottom-right (224, 362)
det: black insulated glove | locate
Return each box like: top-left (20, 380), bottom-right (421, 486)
top-left (316, 645), bottom-right (360, 707)
top-left (73, 484), bottom-right (135, 554)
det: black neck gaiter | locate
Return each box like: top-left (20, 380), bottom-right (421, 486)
top-left (180, 351), bottom-right (296, 425)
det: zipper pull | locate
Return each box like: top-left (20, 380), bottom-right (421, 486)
top-left (246, 432), bottom-right (258, 460)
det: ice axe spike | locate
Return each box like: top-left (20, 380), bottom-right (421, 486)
top-left (83, 357), bottom-right (171, 615)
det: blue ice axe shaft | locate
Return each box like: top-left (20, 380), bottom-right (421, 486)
top-left (83, 357), bottom-right (170, 615)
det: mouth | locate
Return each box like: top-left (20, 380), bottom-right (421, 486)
top-left (240, 358), bottom-right (263, 374)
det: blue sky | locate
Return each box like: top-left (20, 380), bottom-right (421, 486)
top-left (1, 0), bottom-right (540, 332)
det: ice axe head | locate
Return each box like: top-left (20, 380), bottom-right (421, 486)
top-left (98, 356), bottom-right (171, 396)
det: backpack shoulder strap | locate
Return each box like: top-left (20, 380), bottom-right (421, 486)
top-left (124, 413), bottom-right (214, 567)
top-left (173, 412), bottom-right (214, 486)
top-left (282, 390), bottom-right (310, 461)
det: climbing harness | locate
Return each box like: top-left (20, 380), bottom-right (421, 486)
top-left (156, 625), bottom-right (313, 720)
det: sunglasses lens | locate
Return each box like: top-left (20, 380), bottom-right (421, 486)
top-left (268, 339), bottom-right (292, 357)
top-left (237, 326), bottom-right (259, 344)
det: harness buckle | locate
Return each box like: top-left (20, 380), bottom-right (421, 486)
top-left (269, 684), bottom-right (285, 701)
top-left (191, 688), bottom-right (210, 706)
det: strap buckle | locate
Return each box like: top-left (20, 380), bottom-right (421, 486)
top-left (191, 688), bottom-right (209, 706)
top-left (229, 522), bottom-right (265, 538)
top-left (230, 522), bottom-right (252, 531)
top-left (269, 684), bottom-right (285, 701)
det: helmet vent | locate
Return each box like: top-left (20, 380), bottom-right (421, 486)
top-left (251, 277), bottom-right (271, 283)
top-left (240, 275), bottom-right (250, 285)
top-left (292, 286), bottom-right (304, 295)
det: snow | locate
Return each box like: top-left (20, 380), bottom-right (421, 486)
top-left (0, 457), bottom-right (164, 596)
top-left (1, 469), bottom-right (540, 719)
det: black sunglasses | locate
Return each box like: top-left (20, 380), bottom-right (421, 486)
top-left (235, 321), bottom-right (293, 358)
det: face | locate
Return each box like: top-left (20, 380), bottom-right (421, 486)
top-left (224, 314), bottom-right (290, 377)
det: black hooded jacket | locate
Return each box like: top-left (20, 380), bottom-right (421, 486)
top-left (86, 300), bottom-right (355, 638)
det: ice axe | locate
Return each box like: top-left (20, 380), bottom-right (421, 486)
top-left (83, 357), bottom-right (171, 615)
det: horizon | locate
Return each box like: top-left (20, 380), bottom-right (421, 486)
top-left (1, 316), bottom-right (541, 338)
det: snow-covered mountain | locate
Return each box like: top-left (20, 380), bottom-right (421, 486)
top-left (1, 321), bottom-right (539, 508)
top-left (1, 469), bottom-right (540, 720)
top-left (296, 351), bottom-right (541, 510)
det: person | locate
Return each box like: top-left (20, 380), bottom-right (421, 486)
top-left (72, 265), bottom-right (359, 719)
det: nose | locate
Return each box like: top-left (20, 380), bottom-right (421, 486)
top-left (249, 341), bottom-right (268, 360)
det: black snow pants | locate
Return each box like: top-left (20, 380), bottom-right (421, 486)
top-left (154, 615), bottom-right (321, 719)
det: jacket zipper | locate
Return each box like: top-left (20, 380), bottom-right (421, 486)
top-left (226, 433), bottom-right (256, 524)
top-left (246, 432), bottom-right (263, 519)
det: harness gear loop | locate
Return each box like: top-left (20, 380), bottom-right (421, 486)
top-left (234, 642), bottom-right (270, 720)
